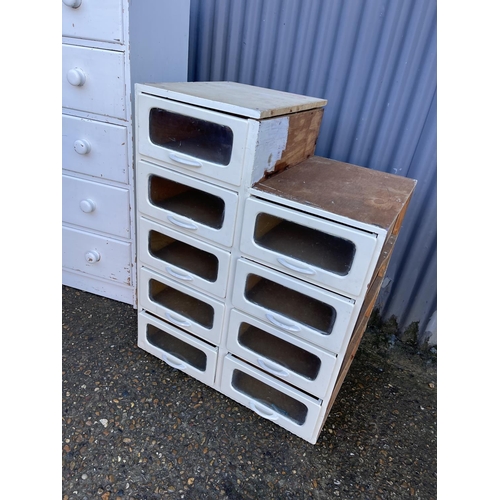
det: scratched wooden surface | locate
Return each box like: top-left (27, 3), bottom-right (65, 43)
top-left (254, 156), bottom-right (417, 231)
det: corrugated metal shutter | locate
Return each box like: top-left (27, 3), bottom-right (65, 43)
top-left (188, 0), bottom-right (437, 344)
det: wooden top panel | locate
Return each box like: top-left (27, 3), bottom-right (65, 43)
top-left (254, 156), bottom-right (417, 231)
top-left (138, 81), bottom-right (327, 119)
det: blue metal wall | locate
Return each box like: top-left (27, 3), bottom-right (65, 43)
top-left (188, 0), bottom-right (437, 344)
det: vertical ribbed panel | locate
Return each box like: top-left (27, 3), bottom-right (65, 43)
top-left (189, 0), bottom-right (437, 344)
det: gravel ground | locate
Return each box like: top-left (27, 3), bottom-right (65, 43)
top-left (62, 285), bottom-right (437, 500)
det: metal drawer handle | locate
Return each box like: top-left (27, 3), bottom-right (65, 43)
top-left (249, 400), bottom-right (279, 421)
top-left (167, 215), bottom-right (198, 231)
top-left (265, 313), bottom-right (301, 333)
top-left (162, 353), bottom-right (187, 370)
top-left (168, 153), bottom-right (202, 168)
top-left (166, 266), bottom-right (193, 281)
top-left (277, 257), bottom-right (315, 276)
top-left (257, 358), bottom-right (290, 378)
top-left (165, 312), bottom-right (191, 328)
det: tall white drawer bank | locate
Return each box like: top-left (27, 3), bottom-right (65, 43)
top-left (135, 82), bottom-right (416, 444)
top-left (62, 0), bottom-right (190, 305)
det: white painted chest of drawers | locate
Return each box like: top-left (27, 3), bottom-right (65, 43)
top-left (134, 81), bottom-right (416, 443)
top-left (62, 0), bottom-right (190, 305)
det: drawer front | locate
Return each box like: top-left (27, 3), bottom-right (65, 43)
top-left (62, 0), bottom-right (124, 44)
top-left (240, 197), bottom-right (378, 297)
top-left (136, 160), bottom-right (239, 248)
top-left (136, 93), bottom-right (249, 187)
top-left (62, 114), bottom-right (128, 183)
top-left (62, 44), bottom-right (126, 119)
top-left (221, 355), bottom-right (322, 443)
top-left (139, 267), bottom-right (225, 345)
top-left (227, 310), bottom-right (337, 399)
top-left (232, 259), bottom-right (355, 354)
top-left (62, 175), bottom-right (130, 238)
top-left (138, 217), bottom-right (231, 299)
top-left (62, 226), bottom-right (132, 284)
top-left (138, 311), bottom-right (218, 387)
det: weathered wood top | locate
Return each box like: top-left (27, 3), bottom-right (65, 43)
top-left (138, 81), bottom-right (327, 119)
top-left (253, 156), bottom-right (417, 231)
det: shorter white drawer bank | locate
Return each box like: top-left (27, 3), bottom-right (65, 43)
top-left (135, 81), bottom-right (416, 444)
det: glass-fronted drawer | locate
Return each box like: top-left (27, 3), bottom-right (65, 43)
top-left (138, 311), bottom-right (218, 387)
top-left (226, 310), bottom-right (337, 399)
top-left (232, 259), bottom-right (355, 354)
top-left (240, 197), bottom-right (378, 297)
top-left (220, 355), bottom-right (322, 443)
top-left (137, 93), bottom-right (249, 187)
top-left (138, 217), bottom-right (231, 299)
top-left (139, 267), bottom-right (224, 345)
top-left (136, 160), bottom-right (238, 248)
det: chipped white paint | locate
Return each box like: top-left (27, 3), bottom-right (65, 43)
top-left (251, 116), bottom-right (290, 184)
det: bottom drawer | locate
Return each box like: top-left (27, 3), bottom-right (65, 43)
top-left (62, 225), bottom-right (132, 284)
top-left (138, 311), bottom-right (218, 387)
top-left (220, 354), bottom-right (322, 442)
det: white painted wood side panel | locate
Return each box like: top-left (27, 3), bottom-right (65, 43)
top-left (138, 82), bottom-right (327, 118)
top-left (138, 312), bottom-right (218, 387)
top-left (62, 0), bottom-right (124, 44)
top-left (62, 114), bottom-right (128, 183)
top-left (62, 44), bottom-right (126, 120)
top-left (62, 226), bottom-right (132, 285)
top-left (62, 175), bottom-right (131, 238)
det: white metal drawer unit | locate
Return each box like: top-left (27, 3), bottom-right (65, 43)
top-left (62, 0), bottom-right (190, 305)
top-left (136, 160), bottom-right (239, 249)
top-left (137, 93), bottom-right (249, 187)
top-left (139, 267), bottom-right (225, 346)
top-left (134, 82), bottom-right (416, 444)
top-left (226, 309), bottom-right (337, 399)
top-left (240, 196), bottom-right (378, 297)
top-left (138, 216), bottom-right (231, 299)
top-left (138, 311), bottom-right (218, 387)
top-left (220, 355), bottom-right (323, 443)
top-left (232, 258), bottom-right (356, 354)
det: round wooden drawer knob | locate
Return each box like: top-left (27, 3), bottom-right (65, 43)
top-left (67, 68), bottom-right (86, 87)
top-left (74, 139), bottom-right (91, 155)
top-left (85, 250), bottom-right (100, 263)
top-left (80, 199), bottom-right (96, 213)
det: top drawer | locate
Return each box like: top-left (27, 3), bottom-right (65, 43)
top-left (239, 197), bottom-right (378, 297)
top-left (136, 93), bottom-right (249, 187)
top-left (62, 0), bottom-right (124, 44)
